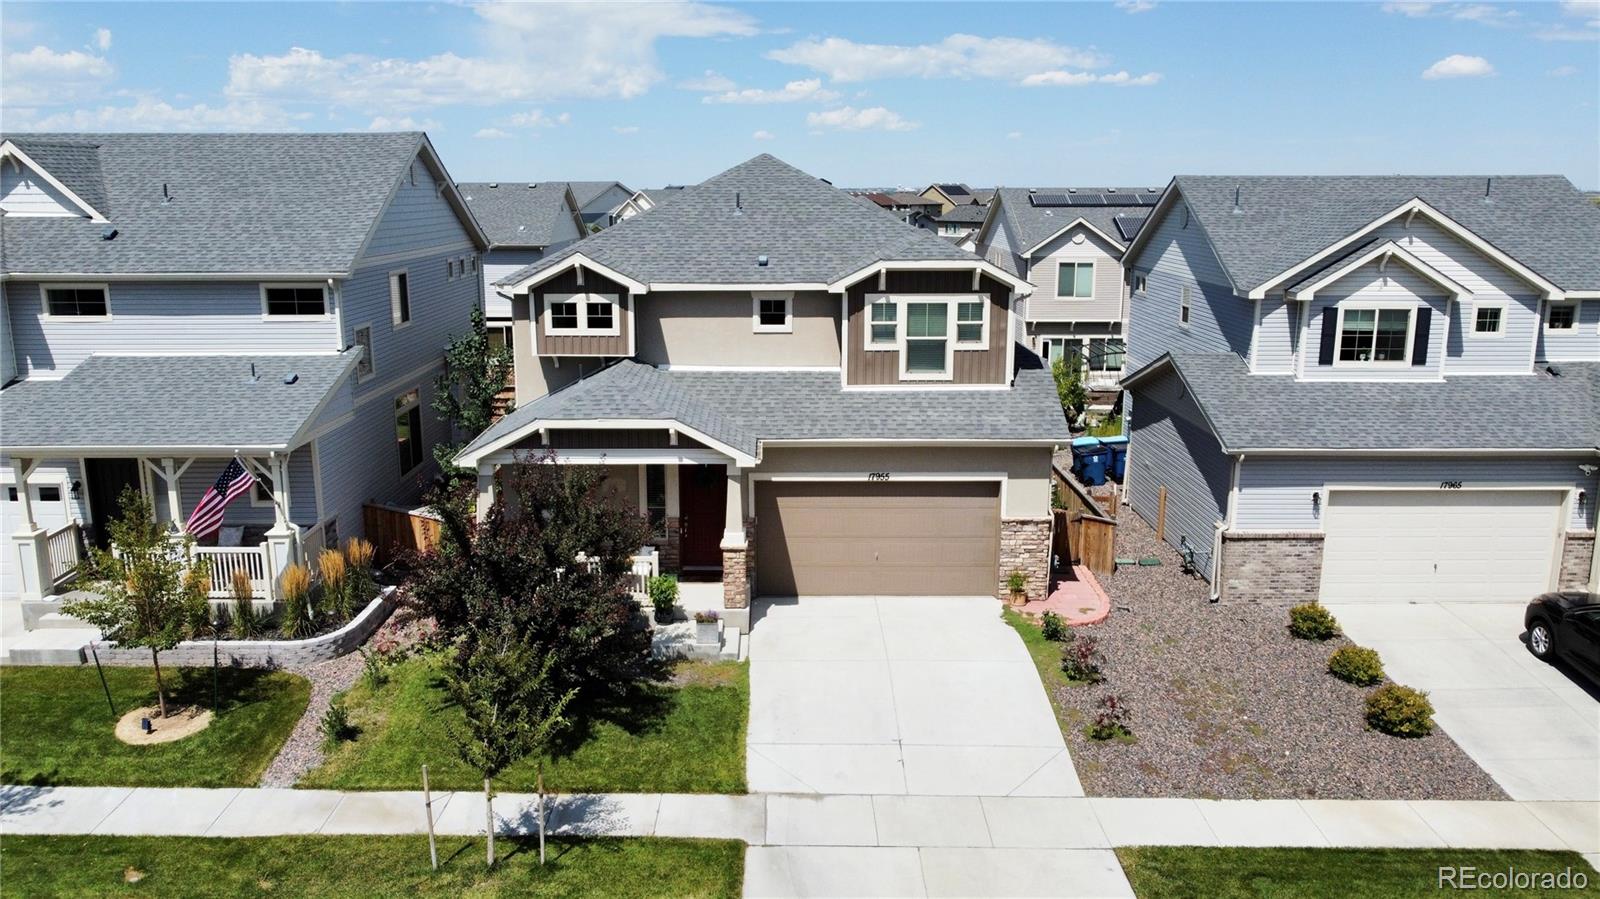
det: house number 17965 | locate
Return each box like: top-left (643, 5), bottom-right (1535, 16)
top-left (867, 472), bottom-right (891, 481)
top-left (1439, 481), bottom-right (1463, 489)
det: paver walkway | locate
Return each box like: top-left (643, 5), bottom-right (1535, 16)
top-left (746, 595), bottom-right (1080, 796)
top-left (1328, 602), bottom-right (1600, 802)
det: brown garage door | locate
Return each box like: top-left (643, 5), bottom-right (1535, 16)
top-left (755, 481), bottom-right (1000, 596)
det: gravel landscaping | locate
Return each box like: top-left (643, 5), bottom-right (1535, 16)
top-left (1041, 510), bottom-right (1506, 800)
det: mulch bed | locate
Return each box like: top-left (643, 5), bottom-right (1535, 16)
top-left (1055, 510), bottom-right (1506, 800)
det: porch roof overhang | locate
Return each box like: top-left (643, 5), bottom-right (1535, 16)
top-left (0, 351), bottom-right (359, 457)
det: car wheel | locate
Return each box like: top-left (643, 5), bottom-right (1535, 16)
top-left (1528, 619), bottom-right (1556, 661)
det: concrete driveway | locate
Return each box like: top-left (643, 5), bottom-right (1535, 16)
top-left (1327, 602), bottom-right (1600, 801)
top-left (746, 595), bottom-right (1082, 797)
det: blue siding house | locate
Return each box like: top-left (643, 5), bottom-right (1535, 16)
top-left (0, 132), bottom-right (487, 606)
top-left (1119, 176), bottom-right (1600, 604)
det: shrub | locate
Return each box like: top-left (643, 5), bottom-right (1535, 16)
top-left (1060, 632), bottom-right (1105, 684)
top-left (279, 563), bottom-right (315, 639)
top-left (230, 569), bottom-right (261, 639)
top-left (1329, 645), bottom-right (1385, 686)
top-left (1088, 694), bottom-right (1133, 741)
top-left (359, 647), bottom-right (389, 690)
top-left (647, 574), bottom-right (679, 620)
top-left (1006, 570), bottom-right (1028, 595)
top-left (1288, 602), bottom-right (1340, 640)
top-left (1040, 611), bottom-right (1068, 642)
top-left (320, 697), bottom-right (355, 746)
top-left (1365, 683), bottom-right (1435, 737)
top-left (693, 609), bottom-right (720, 625)
top-left (319, 548), bottom-right (351, 621)
top-left (344, 537), bottom-right (377, 610)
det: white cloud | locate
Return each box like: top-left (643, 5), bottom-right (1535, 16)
top-left (10, 96), bottom-right (307, 131)
top-left (504, 109), bottom-right (570, 128)
top-left (2, 44), bottom-right (115, 105)
top-left (1548, 64), bottom-right (1580, 76)
top-left (474, 127), bottom-right (512, 139)
top-left (93, 28), bottom-right (112, 51)
top-left (1006, 130), bottom-right (1023, 139)
top-left (1021, 69), bottom-right (1162, 87)
top-left (1538, 0), bottom-right (1600, 39)
top-left (805, 105), bottom-right (918, 132)
top-left (768, 34), bottom-right (1107, 83)
top-left (1114, 0), bottom-right (1156, 12)
top-left (1422, 53), bottom-right (1495, 78)
top-left (1382, 1), bottom-right (1435, 16)
top-left (368, 115), bottom-right (438, 131)
top-left (225, 2), bottom-right (757, 108)
top-left (752, 129), bottom-right (775, 140)
top-left (1383, 1), bottom-right (1518, 24)
top-left (703, 78), bottom-right (839, 104)
top-left (678, 69), bottom-right (737, 91)
top-left (612, 124), bottom-right (640, 134)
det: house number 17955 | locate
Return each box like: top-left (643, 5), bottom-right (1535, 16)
top-left (867, 472), bottom-right (891, 481)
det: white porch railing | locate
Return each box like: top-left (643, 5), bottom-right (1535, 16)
top-left (45, 522), bottom-right (83, 586)
top-left (1086, 372), bottom-right (1123, 390)
top-left (191, 543), bottom-right (275, 602)
top-left (572, 547), bottom-right (660, 596)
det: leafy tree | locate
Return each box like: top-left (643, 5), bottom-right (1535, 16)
top-left (432, 307), bottom-right (514, 478)
top-left (411, 452), bottom-right (654, 717)
top-left (445, 613), bottom-right (574, 867)
top-left (1052, 354), bottom-right (1087, 423)
top-left (64, 488), bottom-right (210, 718)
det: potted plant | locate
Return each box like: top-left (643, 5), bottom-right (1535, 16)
top-left (693, 610), bottom-right (721, 645)
top-left (647, 573), bottom-right (679, 625)
top-left (1006, 570), bottom-right (1028, 606)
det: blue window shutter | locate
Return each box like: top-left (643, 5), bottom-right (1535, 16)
top-left (1411, 308), bottom-right (1431, 366)
top-left (1317, 311), bottom-right (1337, 366)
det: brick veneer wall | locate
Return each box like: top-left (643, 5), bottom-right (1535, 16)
top-left (998, 519), bottom-right (1051, 602)
top-left (94, 588), bottom-right (397, 668)
top-left (1219, 532), bottom-right (1325, 604)
top-left (1559, 531), bottom-right (1595, 591)
top-left (722, 519), bottom-right (755, 609)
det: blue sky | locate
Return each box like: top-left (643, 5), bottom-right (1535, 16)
top-left (3, 1), bottom-right (1596, 188)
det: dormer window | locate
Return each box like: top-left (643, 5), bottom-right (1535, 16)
top-left (545, 292), bottom-right (620, 336)
top-left (41, 285), bottom-right (109, 318)
top-left (1337, 306), bottom-right (1413, 364)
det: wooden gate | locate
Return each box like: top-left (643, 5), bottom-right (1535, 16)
top-left (362, 503), bottom-right (442, 568)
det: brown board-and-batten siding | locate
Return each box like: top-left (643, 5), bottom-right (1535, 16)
top-left (532, 267), bottom-right (633, 357)
top-left (845, 270), bottom-right (1010, 386)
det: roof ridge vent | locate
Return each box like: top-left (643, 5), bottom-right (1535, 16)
top-left (1231, 185), bottom-right (1244, 215)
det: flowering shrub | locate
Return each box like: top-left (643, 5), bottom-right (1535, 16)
top-left (693, 610), bottom-right (720, 624)
top-left (1060, 632), bottom-right (1105, 684)
top-left (1088, 694), bottom-right (1132, 741)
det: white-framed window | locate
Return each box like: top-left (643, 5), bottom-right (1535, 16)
top-left (260, 283), bottom-right (327, 319)
top-left (1179, 285), bottom-right (1192, 327)
top-left (544, 292), bottom-right (620, 336)
top-left (867, 296), bottom-right (898, 349)
top-left (353, 324), bottom-right (375, 382)
top-left (902, 300), bottom-right (951, 379)
top-left (1545, 301), bottom-right (1577, 334)
top-left (1134, 274), bottom-right (1148, 294)
top-left (1057, 261), bottom-right (1094, 299)
top-left (1088, 338), bottom-right (1126, 372)
top-left (389, 271), bottom-right (412, 327)
top-left (1470, 301), bottom-right (1505, 338)
top-left (394, 388), bottom-right (424, 476)
top-left (955, 299), bottom-right (986, 348)
top-left (40, 283), bottom-right (110, 319)
top-left (1335, 305), bottom-right (1414, 365)
top-left (752, 292), bottom-right (793, 333)
top-left (252, 476), bottom-right (274, 508)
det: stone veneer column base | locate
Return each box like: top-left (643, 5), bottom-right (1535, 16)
top-left (657, 517), bottom-right (682, 573)
top-left (1219, 531), bottom-right (1325, 604)
top-left (721, 519), bottom-right (756, 623)
top-left (998, 519), bottom-right (1051, 602)
top-left (1559, 531), bottom-right (1595, 591)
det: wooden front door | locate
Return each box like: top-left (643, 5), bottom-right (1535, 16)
top-left (679, 464), bottom-right (728, 570)
top-left (84, 457), bottom-right (142, 549)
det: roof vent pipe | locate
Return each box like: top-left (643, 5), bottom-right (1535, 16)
top-left (1231, 185), bottom-right (1244, 215)
top-left (1483, 177), bottom-right (1494, 204)
top-left (162, 183), bottom-right (171, 204)
top-left (249, 363), bottom-right (259, 383)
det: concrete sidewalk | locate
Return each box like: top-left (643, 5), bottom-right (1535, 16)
top-left (3, 786), bottom-right (1594, 857)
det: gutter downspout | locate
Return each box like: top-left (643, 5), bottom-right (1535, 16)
top-left (1591, 451), bottom-right (1600, 594)
top-left (1212, 452), bottom-right (1244, 602)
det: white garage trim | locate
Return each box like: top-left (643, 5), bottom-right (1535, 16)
top-left (748, 471), bottom-right (1010, 517)
top-left (1319, 483), bottom-right (1579, 533)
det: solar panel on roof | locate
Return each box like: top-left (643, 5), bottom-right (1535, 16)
top-left (1114, 214), bottom-right (1148, 240)
top-left (1070, 195), bottom-right (1107, 206)
top-left (1029, 193), bottom-right (1074, 207)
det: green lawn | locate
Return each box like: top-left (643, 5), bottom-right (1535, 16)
top-left (1001, 608), bottom-right (1085, 736)
top-left (300, 654), bottom-right (748, 793)
top-left (0, 835), bottom-right (743, 898)
top-left (1117, 847), bottom-right (1600, 898)
top-left (0, 666), bottom-right (309, 788)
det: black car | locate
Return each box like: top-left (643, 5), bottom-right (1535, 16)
top-left (1524, 592), bottom-right (1600, 681)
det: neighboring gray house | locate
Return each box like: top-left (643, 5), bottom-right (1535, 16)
top-left (1119, 175), bottom-right (1600, 604)
top-left (454, 154), bottom-right (1062, 633)
top-left (569, 180), bottom-right (638, 231)
top-left (930, 203), bottom-right (989, 243)
top-left (0, 132), bottom-right (487, 606)
top-left (458, 181), bottom-right (586, 346)
top-left (974, 188), bottom-right (1158, 403)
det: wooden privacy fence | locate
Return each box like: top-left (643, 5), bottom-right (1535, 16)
top-left (363, 503), bottom-right (443, 568)
top-left (1051, 465), bottom-right (1117, 577)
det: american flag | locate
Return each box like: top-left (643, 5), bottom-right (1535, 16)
top-left (185, 458), bottom-right (257, 539)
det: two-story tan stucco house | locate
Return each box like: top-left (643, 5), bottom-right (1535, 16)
top-left (456, 154), bottom-right (1069, 632)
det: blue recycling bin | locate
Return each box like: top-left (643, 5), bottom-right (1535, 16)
top-left (1100, 436), bottom-right (1129, 482)
top-left (1070, 437), bottom-right (1109, 486)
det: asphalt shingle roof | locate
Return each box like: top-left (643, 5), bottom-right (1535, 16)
top-left (497, 155), bottom-right (980, 288)
top-left (460, 358), bottom-right (1069, 460)
top-left (1, 132), bottom-right (439, 276)
top-left (1173, 175), bottom-right (1600, 293)
top-left (991, 187), bottom-right (1160, 256)
top-left (458, 182), bottom-right (576, 248)
top-left (1134, 352), bottom-right (1600, 452)
top-left (568, 180), bottom-right (631, 210)
top-left (934, 205), bottom-right (990, 224)
top-left (0, 352), bottom-right (358, 451)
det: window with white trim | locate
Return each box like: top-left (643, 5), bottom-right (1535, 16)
top-left (1057, 262), bottom-right (1093, 299)
top-left (1179, 285), bottom-right (1191, 327)
top-left (955, 300), bottom-right (985, 346)
top-left (868, 297), bottom-right (897, 347)
top-left (545, 292), bottom-right (620, 336)
top-left (903, 301), bottom-right (950, 377)
top-left (42, 285), bottom-right (109, 318)
top-left (1337, 306), bottom-right (1412, 364)
top-left (262, 285), bottom-right (326, 318)
top-left (1471, 303), bottom-right (1504, 337)
top-left (395, 388), bottom-right (424, 476)
top-left (390, 272), bottom-right (411, 326)
top-left (752, 293), bottom-right (792, 333)
top-left (1545, 302), bottom-right (1577, 333)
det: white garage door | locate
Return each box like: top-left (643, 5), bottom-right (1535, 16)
top-left (1319, 490), bottom-right (1564, 604)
